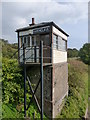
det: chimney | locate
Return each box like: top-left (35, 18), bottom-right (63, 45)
top-left (32, 18), bottom-right (35, 25)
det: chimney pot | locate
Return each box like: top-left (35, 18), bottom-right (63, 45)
top-left (32, 18), bottom-right (35, 25)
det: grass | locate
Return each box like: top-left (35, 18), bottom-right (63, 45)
top-left (57, 59), bottom-right (88, 118)
top-left (2, 104), bottom-right (24, 118)
top-left (2, 102), bottom-right (47, 119)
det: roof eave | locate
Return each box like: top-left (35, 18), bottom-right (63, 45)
top-left (15, 21), bottom-right (69, 37)
top-left (51, 22), bottom-right (69, 37)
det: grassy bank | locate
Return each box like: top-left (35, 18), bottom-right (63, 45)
top-left (2, 57), bottom-right (88, 118)
top-left (57, 59), bottom-right (88, 118)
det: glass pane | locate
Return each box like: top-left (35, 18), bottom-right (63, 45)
top-left (53, 34), bottom-right (58, 49)
top-left (24, 37), bottom-right (26, 44)
top-left (34, 36), bottom-right (36, 46)
top-left (20, 37), bottom-right (23, 47)
top-left (32, 36), bottom-right (34, 46)
top-left (36, 35), bottom-right (40, 46)
top-left (27, 36), bottom-right (30, 47)
top-left (40, 34), bottom-right (50, 46)
top-left (30, 36), bottom-right (32, 46)
top-left (44, 34), bottom-right (50, 46)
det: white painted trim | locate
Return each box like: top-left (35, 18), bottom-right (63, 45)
top-left (53, 26), bottom-right (68, 40)
top-left (53, 49), bottom-right (67, 63)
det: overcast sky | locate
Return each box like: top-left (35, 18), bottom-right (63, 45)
top-left (1, 0), bottom-right (89, 49)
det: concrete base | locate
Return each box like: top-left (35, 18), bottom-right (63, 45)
top-left (53, 62), bottom-right (68, 118)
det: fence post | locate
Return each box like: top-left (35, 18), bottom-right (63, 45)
top-left (40, 41), bottom-right (43, 120)
top-left (23, 43), bottom-right (26, 117)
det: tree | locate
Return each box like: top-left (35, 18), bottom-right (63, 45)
top-left (2, 39), bottom-right (18, 59)
top-left (73, 48), bottom-right (79, 57)
top-left (67, 48), bottom-right (79, 58)
top-left (79, 43), bottom-right (90, 65)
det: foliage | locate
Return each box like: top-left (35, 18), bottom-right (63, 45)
top-left (79, 43), bottom-right (90, 65)
top-left (2, 102), bottom-right (47, 119)
top-left (2, 58), bottom-right (24, 104)
top-left (67, 48), bottom-right (79, 58)
top-left (2, 58), bottom-right (46, 119)
top-left (2, 104), bottom-right (24, 118)
top-left (57, 59), bottom-right (88, 118)
top-left (2, 39), bottom-right (88, 118)
top-left (1, 39), bottom-right (18, 59)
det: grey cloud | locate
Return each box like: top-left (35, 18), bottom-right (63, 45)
top-left (2, 2), bottom-right (87, 43)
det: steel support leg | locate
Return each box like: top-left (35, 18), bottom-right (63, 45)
top-left (23, 43), bottom-right (26, 117)
top-left (40, 41), bottom-right (43, 120)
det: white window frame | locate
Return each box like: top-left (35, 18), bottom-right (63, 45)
top-left (53, 33), bottom-right (67, 51)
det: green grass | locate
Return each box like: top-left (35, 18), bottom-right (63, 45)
top-left (2, 104), bottom-right (24, 118)
top-left (57, 59), bottom-right (88, 118)
top-left (2, 103), bottom-right (47, 119)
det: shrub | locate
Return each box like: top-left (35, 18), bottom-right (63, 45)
top-left (2, 58), bottom-right (24, 104)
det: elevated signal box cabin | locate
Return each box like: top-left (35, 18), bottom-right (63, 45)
top-left (16, 18), bottom-right (69, 118)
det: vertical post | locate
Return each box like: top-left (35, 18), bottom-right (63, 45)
top-left (23, 43), bottom-right (26, 117)
top-left (34, 46), bottom-right (37, 63)
top-left (40, 41), bottom-right (43, 120)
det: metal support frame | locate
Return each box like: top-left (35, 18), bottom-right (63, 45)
top-left (23, 43), bottom-right (26, 117)
top-left (40, 41), bottom-right (44, 120)
top-left (26, 77), bottom-right (41, 112)
top-left (34, 46), bottom-right (37, 63)
top-left (22, 41), bottom-right (44, 119)
top-left (11, 40), bottom-right (48, 119)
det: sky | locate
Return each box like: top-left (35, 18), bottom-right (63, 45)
top-left (0, 0), bottom-right (89, 50)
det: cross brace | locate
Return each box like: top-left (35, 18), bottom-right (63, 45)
top-left (26, 76), bottom-right (41, 113)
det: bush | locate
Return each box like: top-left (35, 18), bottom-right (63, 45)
top-left (2, 58), bottom-right (24, 104)
top-left (2, 58), bottom-right (45, 119)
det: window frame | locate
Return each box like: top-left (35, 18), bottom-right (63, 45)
top-left (53, 33), bottom-right (67, 51)
top-left (53, 34), bottom-right (58, 50)
top-left (19, 35), bottom-right (31, 47)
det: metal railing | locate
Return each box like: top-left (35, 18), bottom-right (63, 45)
top-left (11, 43), bottom-right (52, 65)
top-left (19, 44), bottom-right (52, 64)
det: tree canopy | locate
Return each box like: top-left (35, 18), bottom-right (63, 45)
top-left (67, 48), bottom-right (79, 58)
top-left (1, 39), bottom-right (18, 59)
top-left (79, 43), bottom-right (90, 65)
